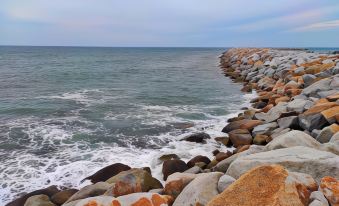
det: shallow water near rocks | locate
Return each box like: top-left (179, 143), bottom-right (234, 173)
top-left (0, 47), bottom-right (254, 203)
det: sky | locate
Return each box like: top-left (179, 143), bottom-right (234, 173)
top-left (0, 0), bottom-right (339, 47)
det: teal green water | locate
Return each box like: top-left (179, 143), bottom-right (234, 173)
top-left (0, 47), bottom-right (251, 203)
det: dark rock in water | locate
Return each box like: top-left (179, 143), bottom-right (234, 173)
top-left (180, 132), bottom-right (211, 143)
top-left (51, 189), bottom-right (78, 205)
top-left (105, 168), bottom-right (163, 197)
top-left (332, 51), bottom-right (339, 54)
top-left (215, 151), bottom-right (232, 162)
top-left (6, 185), bottom-right (60, 206)
top-left (162, 159), bottom-right (189, 180)
top-left (81, 163), bottom-right (131, 183)
top-left (212, 149), bottom-right (220, 156)
top-left (141, 167), bottom-right (152, 174)
top-left (187, 155), bottom-right (211, 168)
top-left (214, 136), bottom-right (230, 146)
top-left (158, 154), bottom-right (179, 162)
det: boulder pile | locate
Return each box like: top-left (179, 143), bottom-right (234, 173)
top-left (6, 48), bottom-right (339, 206)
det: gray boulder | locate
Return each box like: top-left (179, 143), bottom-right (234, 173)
top-left (287, 99), bottom-right (313, 113)
top-left (302, 74), bottom-right (317, 87)
top-left (226, 146), bottom-right (339, 182)
top-left (214, 145), bottom-right (266, 173)
top-left (277, 116), bottom-right (299, 129)
top-left (330, 132), bottom-right (339, 142)
top-left (303, 78), bottom-right (332, 97)
top-left (310, 191), bottom-right (329, 206)
top-left (252, 122), bottom-right (278, 136)
top-left (172, 172), bottom-right (223, 206)
top-left (217, 175), bottom-right (235, 193)
top-left (298, 112), bottom-right (328, 132)
top-left (255, 102), bottom-right (288, 123)
top-left (265, 130), bottom-right (321, 151)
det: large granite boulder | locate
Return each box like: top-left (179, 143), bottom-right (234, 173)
top-left (217, 175), bottom-right (235, 193)
top-left (207, 165), bottom-right (317, 206)
top-left (187, 155), bottom-right (211, 168)
top-left (173, 172), bottom-right (223, 206)
top-left (105, 168), bottom-right (162, 197)
top-left (50, 189), bottom-right (78, 205)
top-left (316, 124), bottom-right (339, 143)
top-left (277, 116), bottom-right (299, 129)
top-left (302, 78), bottom-right (332, 97)
top-left (252, 122), bottom-right (278, 136)
top-left (265, 130), bottom-right (322, 151)
top-left (226, 146), bottom-right (339, 182)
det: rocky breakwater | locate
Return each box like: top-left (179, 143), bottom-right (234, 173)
top-left (6, 48), bottom-right (339, 206)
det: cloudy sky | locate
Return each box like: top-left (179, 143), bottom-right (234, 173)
top-left (1, 0), bottom-right (339, 47)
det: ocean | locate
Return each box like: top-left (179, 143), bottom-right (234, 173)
top-left (0, 47), bottom-right (254, 203)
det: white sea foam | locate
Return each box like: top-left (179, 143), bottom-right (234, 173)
top-left (0, 90), bottom-right (256, 205)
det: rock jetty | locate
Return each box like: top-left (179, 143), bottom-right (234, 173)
top-left (7, 48), bottom-right (339, 206)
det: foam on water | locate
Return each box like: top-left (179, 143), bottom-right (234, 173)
top-left (0, 89), bottom-right (255, 204)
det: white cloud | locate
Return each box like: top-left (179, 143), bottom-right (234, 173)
top-left (291, 19), bottom-right (339, 32)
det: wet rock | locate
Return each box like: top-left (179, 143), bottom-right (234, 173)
top-left (222, 120), bottom-right (263, 133)
top-left (277, 116), bottom-right (300, 129)
top-left (6, 186), bottom-right (60, 206)
top-left (214, 136), bottom-right (229, 146)
top-left (215, 151), bottom-right (232, 162)
top-left (65, 182), bottom-right (110, 203)
top-left (162, 159), bottom-right (189, 180)
top-left (217, 175), bottom-right (235, 193)
top-left (105, 168), bottom-right (162, 197)
top-left (320, 176), bottom-right (339, 206)
top-left (208, 165), bottom-right (316, 206)
top-left (228, 129), bottom-right (252, 147)
top-left (81, 163), bottom-right (131, 183)
top-left (181, 132), bottom-right (211, 143)
top-left (186, 155), bottom-right (210, 168)
top-left (24, 195), bottom-right (55, 206)
top-left (226, 146), bottom-right (339, 182)
top-left (51, 189), bottom-right (78, 205)
top-left (173, 172), bottom-right (223, 206)
top-left (158, 154), bottom-right (179, 163)
top-left (164, 172), bottom-right (197, 198)
top-left (316, 124), bottom-right (339, 143)
top-left (252, 122), bottom-right (278, 136)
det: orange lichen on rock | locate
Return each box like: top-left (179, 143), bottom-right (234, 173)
top-left (131, 197), bottom-right (153, 206)
top-left (207, 165), bottom-right (314, 206)
top-left (112, 200), bottom-right (121, 206)
top-left (84, 200), bottom-right (98, 206)
top-left (320, 176), bottom-right (339, 206)
top-left (151, 194), bottom-right (168, 206)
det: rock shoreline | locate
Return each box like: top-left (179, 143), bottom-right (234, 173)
top-left (7, 48), bottom-right (339, 206)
